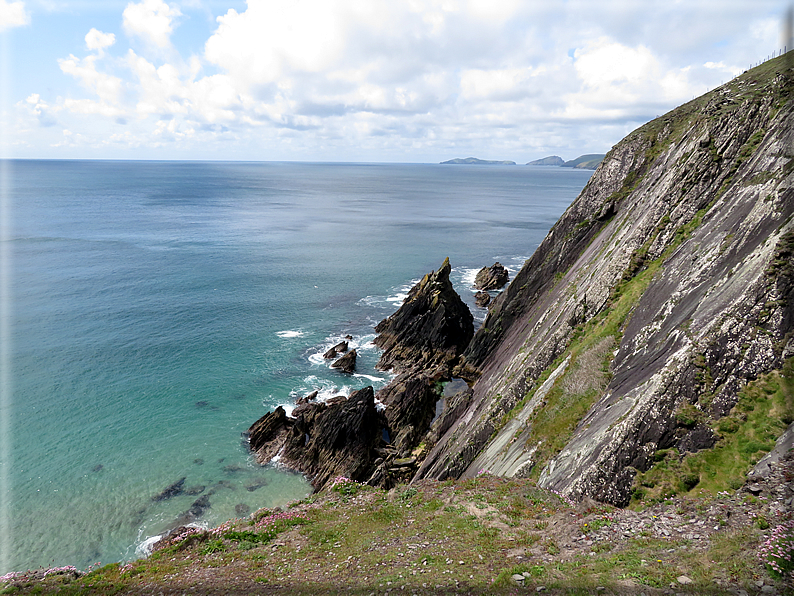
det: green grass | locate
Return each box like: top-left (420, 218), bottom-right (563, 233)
top-left (633, 357), bottom-right (794, 504)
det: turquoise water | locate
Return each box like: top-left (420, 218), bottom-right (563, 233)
top-left (2, 160), bottom-right (591, 573)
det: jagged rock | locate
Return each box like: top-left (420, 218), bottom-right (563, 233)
top-left (152, 477), bottom-right (186, 502)
top-left (249, 387), bottom-right (385, 491)
top-left (678, 425), bottom-right (718, 453)
top-left (474, 263), bottom-right (509, 290)
top-left (246, 406), bottom-right (291, 462)
top-left (377, 372), bottom-right (441, 454)
top-left (300, 390), bottom-right (319, 403)
top-left (474, 291), bottom-right (491, 307)
top-left (323, 341), bottom-right (348, 359)
top-left (293, 391), bottom-right (320, 417)
top-left (331, 349), bottom-right (357, 373)
top-left (374, 257), bottom-right (474, 374)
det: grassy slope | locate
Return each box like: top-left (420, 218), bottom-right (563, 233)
top-left (2, 474), bottom-right (788, 595)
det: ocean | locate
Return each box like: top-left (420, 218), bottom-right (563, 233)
top-left (1, 160), bottom-right (592, 574)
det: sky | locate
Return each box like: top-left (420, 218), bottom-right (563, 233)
top-left (0, 0), bottom-right (791, 162)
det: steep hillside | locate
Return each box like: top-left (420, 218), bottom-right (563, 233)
top-left (417, 55), bottom-right (794, 507)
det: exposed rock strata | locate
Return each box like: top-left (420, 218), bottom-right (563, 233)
top-left (417, 56), bottom-right (794, 506)
top-left (374, 257), bottom-right (474, 374)
top-left (247, 387), bottom-right (382, 490)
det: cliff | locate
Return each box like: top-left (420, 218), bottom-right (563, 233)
top-left (416, 55), bottom-right (793, 506)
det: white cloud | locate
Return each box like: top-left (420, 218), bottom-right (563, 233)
top-left (123, 0), bottom-right (181, 49)
top-left (85, 28), bottom-right (116, 52)
top-left (0, 0), bottom-right (29, 31)
top-left (58, 54), bottom-right (125, 117)
top-left (18, 93), bottom-right (58, 126)
top-left (19, 0), bottom-right (792, 160)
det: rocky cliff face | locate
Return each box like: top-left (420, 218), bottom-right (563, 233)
top-left (416, 56), bottom-right (793, 506)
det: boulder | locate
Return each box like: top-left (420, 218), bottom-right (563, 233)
top-left (474, 262), bottom-right (509, 290)
top-left (331, 349), bottom-right (357, 373)
top-left (374, 257), bottom-right (474, 373)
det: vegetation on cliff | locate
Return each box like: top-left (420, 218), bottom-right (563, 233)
top-left (4, 466), bottom-right (791, 594)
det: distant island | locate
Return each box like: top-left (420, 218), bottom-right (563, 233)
top-left (526, 154), bottom-right (605, 170)
top-left (526, 156), bottom-right (565, 166)
top-left (443, 154), bottom-right (605, 169)
top-left (561, 154), bottom-right (605, 169)
top-left (440, 157), bottom-right (516, 165)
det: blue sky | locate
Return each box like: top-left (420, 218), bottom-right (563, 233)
top-left (0, 0), bottom-right (791, 162)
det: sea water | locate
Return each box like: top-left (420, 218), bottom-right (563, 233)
top-left (1, 160), bottom-right (591, 574)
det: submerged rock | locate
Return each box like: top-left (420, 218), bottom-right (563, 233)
top-left (152, 477), bottom-right (186, 502)
top-left (184, 485), bottom-right (205, 496)
top-left (473, 262), bottom-right (509, 291)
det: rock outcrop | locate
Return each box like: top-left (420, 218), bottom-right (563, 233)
top-left (249, 57), bottom-right (792, 506)
top-left (331, 349), bottom-right (357, 373)
top-left (473, 263), bottom-right (509, 291)
top-left (474, 291), bottom-right (491, 307)
top-left (247, 387), bottom-right (383, 490)
top-left (248, 258), bottom-right (475, 491)
top-left (416, 55), bottom-right (794, 506)
top-left (323, 341), bottom-right (348, 359)
top-left (373, 257), bottom-right (474, 374)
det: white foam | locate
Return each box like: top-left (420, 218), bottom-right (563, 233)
top-left (288, 376), bottom-right (352, 404)
top-left (357, 280), bottom-right (418, 310)
top-left (307, 351), bottom-right (327, 366)
top-left (307, 332), bottom-right (379, 366)
top-left (455, 267), bottom-right (480, 290)
top-left (352, 334), bottom-right (377, 351)
top-left (277, 402), bottom-right (296, 416)
top-left (270, 446), bottom-right (285, 464)
top-left (135, 535), bottom-right (163, 557)
top-left (276, 330), bottom-right (304, 339)
top-left (353, 373), bottom-right (386, 383)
